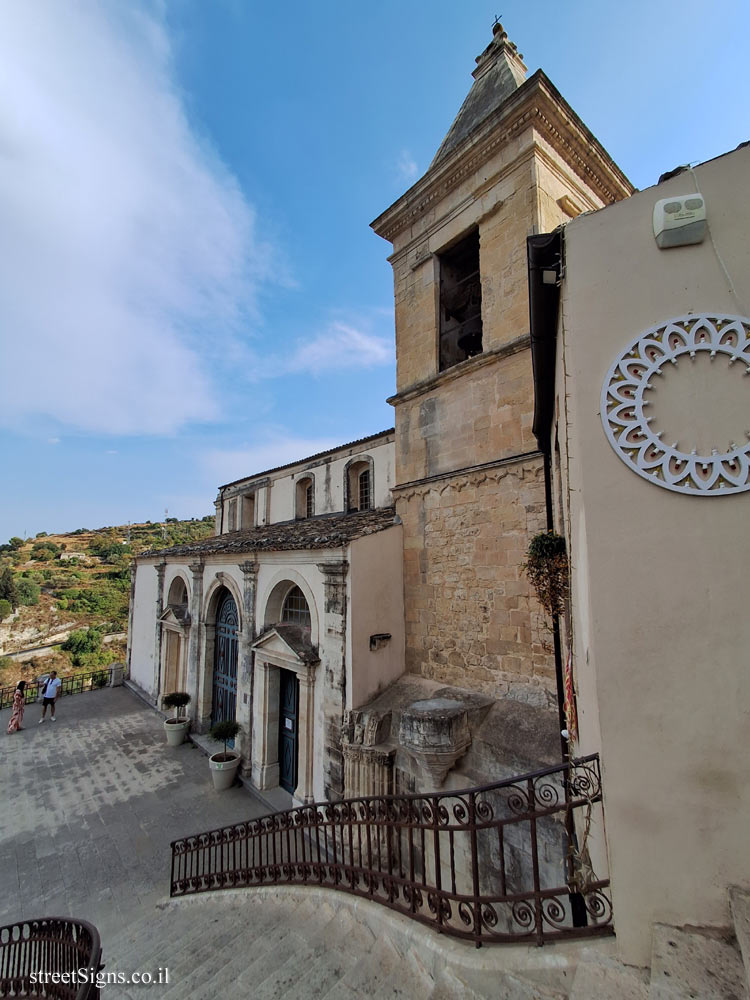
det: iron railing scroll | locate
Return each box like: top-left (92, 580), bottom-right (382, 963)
top-left (0, 917), bottom-right (102, 999)
top-left (170, 754), bottom-right (613, 947)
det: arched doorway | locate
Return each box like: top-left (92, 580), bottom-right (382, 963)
top-left (251, 578), bottom-right (319, 801)
top-left (211, 589), bottom-right (238, 727)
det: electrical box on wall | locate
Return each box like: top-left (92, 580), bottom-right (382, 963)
top-left (653, 194), bottom-right (707, 248)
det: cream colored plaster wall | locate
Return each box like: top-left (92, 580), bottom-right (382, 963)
top-left (266, 441), bottom-right (395, 523)
top-left (347, 525), bottom-right (405, 708)
top-left (219, 438), bottom-right (395, 530)
top-left (559, 145), bottom-right (750, 965)
top-left (128, 561), bottom-right (158, 696)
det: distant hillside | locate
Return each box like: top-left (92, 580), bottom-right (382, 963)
top-left (0, 516), bottom-right (214, 689)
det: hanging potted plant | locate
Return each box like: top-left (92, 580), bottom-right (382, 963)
top-left (208, 720), bottom-right (242, 791)
top-left (162, 691), bottom-right (191, 747)
top-left (524, 530), bottom-right (569, 622)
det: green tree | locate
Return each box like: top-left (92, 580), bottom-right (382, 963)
top-left (30, 542), bottom-right (60, 561)
top-left (61, 627), bottom-right (107, 666)
top-left (15, 578), bottom-right (40, 606)
top-left (8, 537), bottom-right (24, 550)
top-left (0, 568), bottom-right (18, 609)
top-left (0, 599), bottom-right (11, 619)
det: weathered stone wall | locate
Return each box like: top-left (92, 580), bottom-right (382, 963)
top-left (396, 457), bottom-right (554, 708)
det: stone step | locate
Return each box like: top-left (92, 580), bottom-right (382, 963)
top-left (159, 897), bottom-right (325, 996)
top-left (198, 926), bottom-right (356, 1000)
top-left (430, 964), bottom-right (566, 1000)
top-left (322, 930), bottom-right (406, 999)
top-left (568, 948), bottom-right (648, 1000)
top-left (107, 898), bottom-right (251, 972)
top-left (730, 886), bottom-right (750, 989)
top-left (177, 902), bottom-right (345, 1000)
top-left (649, 923), bottom-right (747, 1000)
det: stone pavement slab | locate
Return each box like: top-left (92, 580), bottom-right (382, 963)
top-left (0, 686), bottom-right (266, 940)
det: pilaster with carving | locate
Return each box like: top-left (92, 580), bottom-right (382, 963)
top-left (187, 560), bottom-right (204, 725)
top-left (153, 561), bottom-right (166, 700)
top-left (238, 560), bottom-right (258, 773)
top-left (317, 559), bottom-right (349, 799)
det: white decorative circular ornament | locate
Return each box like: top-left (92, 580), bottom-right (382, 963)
top-left (600, 314), bottom-right (750, 495)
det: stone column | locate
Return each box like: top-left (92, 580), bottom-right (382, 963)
top-left (317, 559), bottom-right (349, 799)
top-left (251, 661), bottom-right (280, 790)
top-left (186, 560), bottom-right (204, 723)
top-left (153, 560), bottom-right (166, 703)
top-left (238, 560), bottom-right (258, 774)
top-left (296, 666), bottom-right (316, 803)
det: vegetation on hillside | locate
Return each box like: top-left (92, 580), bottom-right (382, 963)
top-left (0, 515), bottom-right (214, 689)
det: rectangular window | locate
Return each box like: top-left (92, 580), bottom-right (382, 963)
top-left (438, 229), bottom-right (482, 371)
top-left (358, 469), bottom-right (371, 511)
top-left (305, 483), bottom-right (314, 518)
top-left (241, 493), bottom-right (255, 529)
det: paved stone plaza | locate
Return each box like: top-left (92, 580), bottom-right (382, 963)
top-left (0, 685), bottom-right (265, 941)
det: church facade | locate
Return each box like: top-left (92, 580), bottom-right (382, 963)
top-left (128, 429), bottom-right (405, 804)
top-left (128, 23), bottom-right (632, 805)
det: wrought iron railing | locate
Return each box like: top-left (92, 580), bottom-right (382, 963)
top-left (1, 667), bottom-right (115, 710)
top-left (171, 754), bottom-right (613, 946)
top-left (0, 917), bottom-right (102, 999)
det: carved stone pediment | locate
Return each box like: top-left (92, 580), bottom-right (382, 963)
top-left (251, 624), bottom-right (319, 669)
top-left (159, 603), bottom-right (191, 629)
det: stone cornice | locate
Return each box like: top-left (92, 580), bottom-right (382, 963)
top-left (371, 70), bottom-right (633, 246)
top-left (222, 477), bottom-right (271, 499)
top-left (393, 450), bottom-right (543, 499)
top-left (387, 333), bottom-right (530, 406)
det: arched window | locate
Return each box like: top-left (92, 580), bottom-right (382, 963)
top-left (296, 476), bottom-right (314, 519)
top-left (281, 585), bottom-right (311, 628)
top-left (167, 577), bottom-right (188, 606)
top-left (345, 457), bottom-right (374, 512)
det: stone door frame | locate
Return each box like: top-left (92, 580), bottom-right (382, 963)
top-left (251, 647), bottom-right (316, 804)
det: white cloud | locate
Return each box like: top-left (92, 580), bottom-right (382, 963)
top-left (0, 2), bottom-right (270, 435)
top-left (202, 431), bottom-right (343, 487)
top-left (396, 149), bottom-right (419, 182)
top-left (273, 320), bottom-right (394, 377)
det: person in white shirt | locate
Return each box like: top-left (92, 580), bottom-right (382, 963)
top-left (39, 671), bottom-right (62, 722)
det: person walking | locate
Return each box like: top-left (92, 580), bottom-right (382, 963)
top-left (39, 671), bottom-right (61, 723)
top-left (7, 680), bottom-right (26, 733)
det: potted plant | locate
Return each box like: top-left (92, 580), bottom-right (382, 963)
top-left (208, 720), bottom-right (242, 791)
top-left (162, 691), bottom-right (192, 746)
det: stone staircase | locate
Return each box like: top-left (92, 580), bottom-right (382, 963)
top-left (103, 884), bottom-right (750, 999)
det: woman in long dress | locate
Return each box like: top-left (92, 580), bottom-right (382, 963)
top-left (7, 680), bottom-right (26, 733)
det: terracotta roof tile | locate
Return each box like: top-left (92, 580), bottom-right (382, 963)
top-left (139, 507), bottom-right (399, 560)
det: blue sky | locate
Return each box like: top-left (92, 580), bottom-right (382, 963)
top-left (1, 0), bottom-right (747, 539)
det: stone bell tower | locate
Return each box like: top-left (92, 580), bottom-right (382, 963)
top-left (371, 24), bottom-right (632, 709)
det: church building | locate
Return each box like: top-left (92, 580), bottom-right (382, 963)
top-left (128, 23), bottom-right (632, 805)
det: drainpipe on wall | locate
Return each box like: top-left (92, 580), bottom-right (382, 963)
top-left (527, 228), bottom-right (567, 763)
top-left (528, 228), bottom-right (589, 929)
